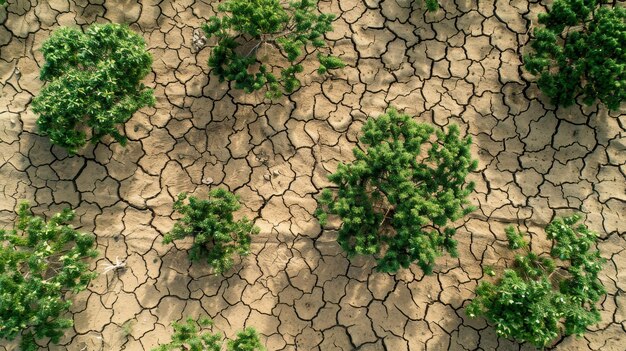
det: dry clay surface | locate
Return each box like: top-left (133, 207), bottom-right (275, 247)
top-left (1, 0), bottom-right (625, 350)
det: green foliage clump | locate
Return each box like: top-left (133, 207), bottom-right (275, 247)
top-left (316, 108), bottom-right (477, 274)
top-left (0, 202), bottom-right (98, 351)
top-left (202, 0), bottom-right (344, 98)
top-left (31, 23), bottom-right (155, 154)
top-left (423, 0), bottom-right (440, 12)
top-left (152, 317), bottom-right (265, 351)
top-left (163, 189), bottom-right (259, 273)
top-left (524, 0), bottom-right (626, 110)
top-left (466, 215), bottom-right (606, 348)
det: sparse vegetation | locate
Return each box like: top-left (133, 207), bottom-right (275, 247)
top-left (203, 0), bottom-right (344, 98)
top-left (121, 320), bottom-right (134, 338)
top-left (423, 0), bottom-right (439, 12)
top-left (524, 0), bottom-right (626, 110)
top-left (0, 203), bottom-right (98, 351)
top-left (163, 189), bottom-right (259, 273)
top-left (152, 317), bottom-right (265, 351)
top-left (467, 215), bottom-right (606, 348)
top-left (316, 108), bottom-right (477, 274)
top-left (32, 23), bottom-right (155, 153)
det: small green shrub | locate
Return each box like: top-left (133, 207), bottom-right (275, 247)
top-left (316, 108), bottom-right (477, 274)
top-left (203, 0), bottom-right (344, 98)
top-left (152, 317), bottom-right (265, 351)
top-left (466, 215), bottom-right (606, 348)
top-left (524, 0), bottom-right (626, 110)
top-left (422, 0), bottom-right (439, 12)
top-left (163, 189), bottom-right (259, 273)
top-left (31, 23), bottom-right (155, 153)
top-left (0, 202), bottom-right (98, 351)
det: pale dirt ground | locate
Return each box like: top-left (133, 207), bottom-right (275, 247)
top-left (0, 0), bottom-right (625, 350)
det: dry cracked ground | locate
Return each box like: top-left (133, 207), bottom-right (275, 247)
top-left (0, 0), bottom-right (625, 350)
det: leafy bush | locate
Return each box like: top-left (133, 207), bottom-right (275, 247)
top-left (422, 0), bottom-right (439, 12)
top-left (524, 0), bottom-right (626, 110)
top-left (0, 203), bottom-right (98, 351)
top-left (202, 0), bottom-right (344, 98)
top-left (466, 215), bottom-right (606, 348)
top-left (153, 317), bottom-right (265, 351)
top-left (316, 108), bottom-right (477, 274)
top-left (163, 189), bottom-right (259, 273)
top-left (31, 23), bottom-right (155, 154)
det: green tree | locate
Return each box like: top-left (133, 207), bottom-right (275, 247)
top-left (203, 0), bottom-right (344, 98)
top-left (316, 108), bottom-right (477, 274)
top-left (467, 215), bottom-right (606, 348)
top-left (524, 0), bottom-right (626, 110)
top-left (163, 189), bottom-right (259, 273)
top-left (0, 202), bottom-right (98, 351)
top-left (31, 23), bottom-right (155, 154)
top-left (152, 317), bottom-right (265, 351)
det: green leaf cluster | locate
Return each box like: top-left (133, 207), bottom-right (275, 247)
top-left (466, 215), bottom-right (606, 348)
top-left (163, 189), bottom-right (259, 274)
top-left (0, 202), bottom-right (98, 351)
top-left (31, 23), bottom-right (155, 154)
top-left (202, 0), bottom-right (344, 98)
top-left (316, 108), bottom-right (477, 274)
top-left (524, 0), bottom-right (626, 110)
top-left (423, 0), bottom-right (440, 12)
top-left (152, 317), bottom-right (265, 351)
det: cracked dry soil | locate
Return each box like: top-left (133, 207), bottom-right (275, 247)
top-left (0, 0), bottom-right (625, 350)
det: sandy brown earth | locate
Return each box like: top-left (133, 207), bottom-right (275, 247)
top-left (0, 0), bottom-right (625, 350)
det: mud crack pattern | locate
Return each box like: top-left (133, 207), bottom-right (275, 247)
top-left (0, 0), bottom-right (625, 350)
